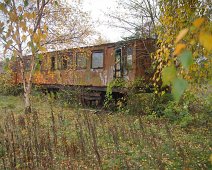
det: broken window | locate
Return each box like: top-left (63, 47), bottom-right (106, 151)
top-left (126, 47), bottom-right (133, 69)
top-left (58, 52), bottom-right (73, 70)
top-left (51, 56), bottom-right (56, 70)
top-left (114, 48), bottom-right (122, 78)
top-left (91, 51), bottom-right (104, 69)
top-left (76, 52), bottom-right (87, 69)
top-left (69, 52), bottom-right (73, 66)
top-left (61, 55), bottom-right (68, 70)
top-left (35, 59), bottom-right (43, 71)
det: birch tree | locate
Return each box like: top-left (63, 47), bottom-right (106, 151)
top-left (153, 0), bottom-right (212, 100)
top-left (0, 0), bottom-right (93, 113)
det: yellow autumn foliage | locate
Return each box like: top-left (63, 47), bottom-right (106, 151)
top-left (173, 44), bottom-right (186, 56)
top-left (193, 17), bottom-right (205, 28)
top-left (175, 28), bottom-right (189, 44)
top-left (199, 32), bottom-right (212, 51)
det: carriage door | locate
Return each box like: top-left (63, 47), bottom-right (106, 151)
top-left (114, 48), bottom-right (123, 78)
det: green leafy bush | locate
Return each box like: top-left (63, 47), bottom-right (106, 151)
top-left (125, 93), bottom-right (155, 115)
top-left (153, 93), bottom-right (173, 116)
top-left (163, 85), bottom-right (211, 127)
top-left (163, 100), bottom-right (193, 127)
top-left (0, 73), bottom-right (23, 96)
top-left (104, 78), bottom-right (126, 109)
top-left (57, 88), bottom-right (82, 108)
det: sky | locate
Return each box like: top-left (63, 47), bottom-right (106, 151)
top-left (0, 0), bottom-right (130, 59)
top-left (82, 0), bottom-right (130, 42)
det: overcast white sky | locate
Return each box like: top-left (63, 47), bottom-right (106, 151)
top-left (0, 0), bottom-right (130, 59)
top-left (82, 0), bottom-right (130, 42)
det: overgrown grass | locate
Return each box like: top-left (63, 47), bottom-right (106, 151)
top-left (0, 95), bottom-right (23, 113)
top-left (0, 94), bottom-right (211, 169)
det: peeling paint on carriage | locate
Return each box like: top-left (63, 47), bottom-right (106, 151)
top-left (14, 38), bottom-right (156, 91)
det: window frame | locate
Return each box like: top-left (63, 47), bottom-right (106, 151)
top-left (60, 54), bottom-right (68, 70)
top-left (91, 50), bottom-right (104, 69)
top-left (51, 56), bottom-right (56, 71)
top-left (68, 51), bottom-right (73, 69)
top-left (60, 51), bottom-right (73, 70)
top-left (126, 47), bottom-right (133, 70)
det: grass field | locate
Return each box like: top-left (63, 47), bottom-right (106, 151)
top-left (0, 94), bottom-right (211, 169)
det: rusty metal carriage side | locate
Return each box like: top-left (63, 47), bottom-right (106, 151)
top-left (14, 38), bottom-right (156, 93)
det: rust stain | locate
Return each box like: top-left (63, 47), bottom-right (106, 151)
top-left (14, 39), bottom-right (156, 88)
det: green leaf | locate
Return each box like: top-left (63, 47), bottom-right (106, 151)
top-left (179, 50), bottom-right (193, 70)
top-left (37, 54), bottom-right (43, 60)
top-left (35, 62), bottom-right (41, 71)
top-left (54, 1), bottom-right (59, 6)
top-left (19, 15), bottom-right (23, 21)
top-left (0, 3), bottom-right (5, 10)
top-left (3, 58), bottom-right (10, 71)
top-left (162, 65), bottom-right (176, 86)
top-left (172, 78), bottom-right (188, 101)
top-left (24, 0), bottom-right (28, 7)
top-left (4, 0), bottom-right (11, 5)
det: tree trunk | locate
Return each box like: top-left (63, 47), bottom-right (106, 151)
top-left (24, 85), bottom-right (32, 114)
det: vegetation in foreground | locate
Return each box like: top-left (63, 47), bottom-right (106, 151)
top-left (0, 88), bottom-right (211, 169)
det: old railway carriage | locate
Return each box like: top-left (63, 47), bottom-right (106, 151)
top-left (14, 38), bottom-right (156, 103)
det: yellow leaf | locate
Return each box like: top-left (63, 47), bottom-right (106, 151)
top-left (32, 12), bottom-right (36, 19)
top-left (29, 28), bottom-right (33, 34)
top-left (22, 35), bottom-right (27, 41)
top-left (175, 28), bottom-right (189, 44)
top-left (199, 32), bottom-right (212, 51)
top-left (6, 29), bottom-right (11, 38)
top-left (12, 34), bottom-right (17, 42)
top-left (13, 50), bottom-right (18, 57)
top-left (23, 12), bottom-right (28, 18)
top-left (6, 40), bottom-right (13, 47)
top-left (33, 33), bottom-right (40, 43)
top-left (9, 24), bottom-right (13, 30)
top-left (9, 12), bottom-right (18, 22)
top-left (43, 24), bottom-right (48, 32)
top-left (23, 12), bottom-right (32, 19)
top-left (37, 29), bottom-right (42, 36)
top-left (173, 43), bottom-right (186, 56)
top-left (193, 17), bottom-right (205, 28)
top-left (38, 46), bottom-right (46, 52)
top-left (0, 21), bottom-right (4, 28)
top-left (190, 39), bottom-right (195, 45)
top-left (41, 33), bottom-right (47, 40)
top-left (20, 22), bottom-right (27, 32)
top-left (18, 6), bottom-right (22, 12)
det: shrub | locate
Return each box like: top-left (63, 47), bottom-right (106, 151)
top-left (152, 93), bottom-right (173, 116)
top-left (0, 72), bottom-right (23, 96)
top-left (125, 92), bottom-right (155, 115)
top-left (163, 85), bottom-right (211, 127)
top-left (104, 78), bottom-right (126, 109)
top-left (163, 100), bottom-right (193, 127)
top-left (57, 88), bottom-right (82, 108)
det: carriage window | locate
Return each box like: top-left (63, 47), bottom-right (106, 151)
top-left (37, 60), bottom-right (42, 71)
top-left (126, 47), bottom-right (133, 69)
top-left (25, 59), bottom-right (31, 71)
top-left (67, 52), bottom-right (74, 69)
top-left (61, 55), bottom-right (68, 70)
top-left (76, 52), bottom-right (87, 69)
top-left (92, 51), bottom-right (104, 69)
top-left (51, 56), bottom-right (56, 70)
